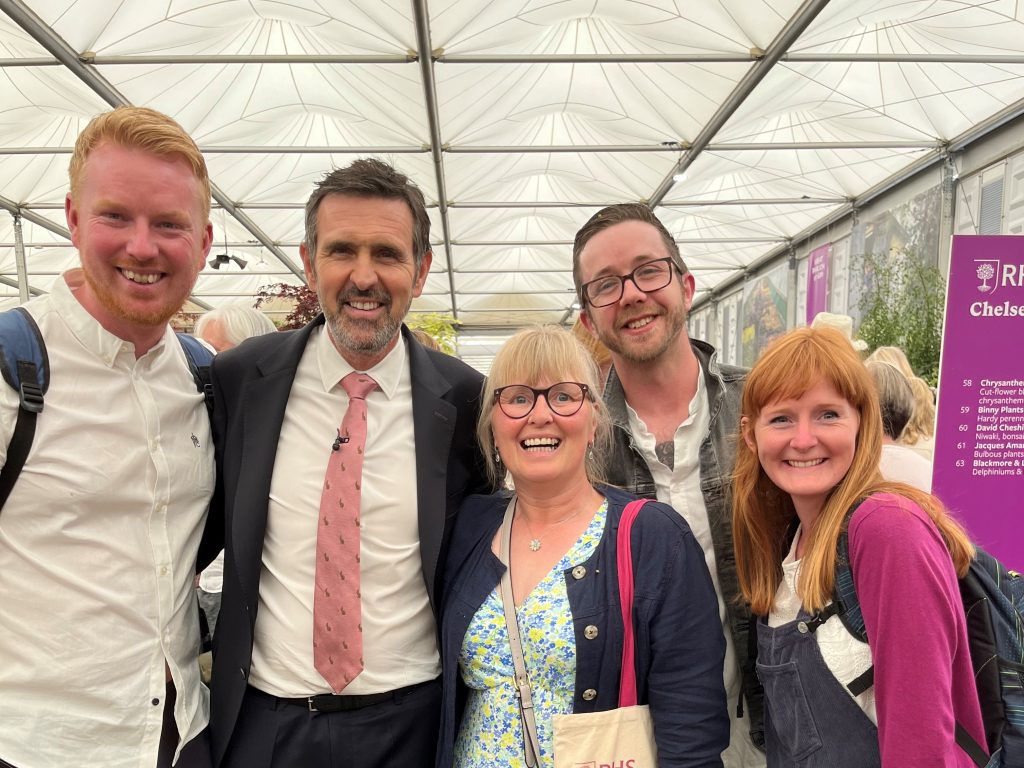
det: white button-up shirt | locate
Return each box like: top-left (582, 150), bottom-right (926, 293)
top-left (248, 326), bottom-right (438, 697)
top-left (627, 365), bottom-right (765, 768)
top-left (0, 274), bottom-right (214, 768)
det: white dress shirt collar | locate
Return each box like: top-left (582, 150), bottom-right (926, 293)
top-left (315, 325), bottom-right (407, 400)
top-left (51, 268), bottom-right (175, 366)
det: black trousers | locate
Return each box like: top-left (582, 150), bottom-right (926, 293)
top-left (221, 679), bottom-right (442, 768)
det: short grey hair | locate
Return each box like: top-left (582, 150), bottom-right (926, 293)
top-left (195, 305), bottom-right (277, 347)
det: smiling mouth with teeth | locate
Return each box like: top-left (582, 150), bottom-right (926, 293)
top-left (120, 268), bottom-right (161, 285)
top-left (522, 438), bottom-right (561, 451)
top-left (624, 316), bottom-right (655, 330)
top-left (786, 459), bottom-right (826, 468)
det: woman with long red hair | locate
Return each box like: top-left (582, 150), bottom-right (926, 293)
top-left (732, 326), bottom-right (985, 767)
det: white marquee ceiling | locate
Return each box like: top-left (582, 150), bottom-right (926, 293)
top-left (1, 0), bottom-right (1023, 367)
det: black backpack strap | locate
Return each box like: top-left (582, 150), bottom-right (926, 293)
top-left (955, 722), bottom-right (990, 767)
top-left (176, 333), bottom-right (214, 418)
top-left (0, 308), bottom-right (48, 511)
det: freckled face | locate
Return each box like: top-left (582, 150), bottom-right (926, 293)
top-left (746, 380), bottom-right (860, 518)
top-left (66, 143), bottom-right (211, 346)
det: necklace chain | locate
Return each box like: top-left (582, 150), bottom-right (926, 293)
top-left (518, 506), bottom-right (587, 552)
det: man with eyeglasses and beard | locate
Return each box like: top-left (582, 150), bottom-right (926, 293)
top-left (572, 204), bottom-right (765, 768)
top-left (203, 159), bottom-right (489, 768)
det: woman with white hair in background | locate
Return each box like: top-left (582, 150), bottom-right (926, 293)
top-left (195, 304), bottom-right (278, 353)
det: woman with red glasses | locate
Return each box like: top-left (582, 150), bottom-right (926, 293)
top-left (436, 325), bottom-right (728, 768)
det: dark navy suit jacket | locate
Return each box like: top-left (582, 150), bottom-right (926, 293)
top-left (201, 318), bottom-right (489, 767)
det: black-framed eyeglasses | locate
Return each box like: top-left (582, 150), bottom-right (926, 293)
top-left (493, 382), bottom-right (592, 419)
top-left (581, 256), bottom-right (680, 308)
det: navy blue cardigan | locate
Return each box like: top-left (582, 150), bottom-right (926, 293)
top-left (437, 484), bottom-right (728, 767)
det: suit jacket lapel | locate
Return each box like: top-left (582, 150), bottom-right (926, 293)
top-left (407, 327), bottom-right (457, 609)
top-left (232, 318), bottom-right (323, 607)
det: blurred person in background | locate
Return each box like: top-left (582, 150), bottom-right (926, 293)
top-left (866, 346), bottom-right (936, 460)
top-left (866, 361), bottom-right (933, 492)
top-left (195, 305), bottom-right (277, 354)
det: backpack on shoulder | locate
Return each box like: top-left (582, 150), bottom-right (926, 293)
top-left (823, 501), bottom-right (1024, 768)
top-left (0, 306), bottom-right (214, 511)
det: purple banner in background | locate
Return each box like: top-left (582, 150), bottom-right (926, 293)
top-left (933, 235), bottom-right (1024, 569)
top-left (806, 244), bottom-right (830, 324)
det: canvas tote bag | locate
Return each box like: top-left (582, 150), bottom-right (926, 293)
top-left (551, 498), bottom-right (658, 768)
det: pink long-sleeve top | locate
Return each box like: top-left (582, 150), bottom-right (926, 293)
top-left (849, 492), bottom-right (987, 766)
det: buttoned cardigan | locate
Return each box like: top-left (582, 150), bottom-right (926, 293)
top-left (436, 484), bottom-right (729, 768)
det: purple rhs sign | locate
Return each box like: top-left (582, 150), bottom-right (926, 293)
top-left (933, 235), bottom-right (1024, 569)
top-left (806, 244), bottom-right (830, 324)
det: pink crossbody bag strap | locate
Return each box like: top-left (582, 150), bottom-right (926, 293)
top-left (617, 498), bottom-right (648, 708)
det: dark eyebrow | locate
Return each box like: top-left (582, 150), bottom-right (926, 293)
top-left (589, 254), bottom-right (664, 279)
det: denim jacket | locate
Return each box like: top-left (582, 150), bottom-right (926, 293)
top-left (602, 339), bottom-right (764, 746)
top-left (437, 485), bottom-right (728, 768)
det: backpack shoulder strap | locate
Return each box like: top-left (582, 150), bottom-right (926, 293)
top-left (0, 307), bottom-right (49, 511)
top-left (834, 499), bottom-right (870, 643)
top-left (176, 333), bottom-right (214, 418)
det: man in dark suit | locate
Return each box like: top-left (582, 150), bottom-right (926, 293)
top-left (203, 159), bottom-right (489, 768)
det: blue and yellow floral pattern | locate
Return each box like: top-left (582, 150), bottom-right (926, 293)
top-left (454, 499), bottom-right (608, 767)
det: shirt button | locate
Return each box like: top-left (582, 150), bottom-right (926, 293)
top-left (584, 625), bottom-right (599, 640)
top-left (151, 698), bottom-right (160, 706)
top-left (159, 566), bottom-right (168, 576)
top-left (582, 688), bottom-right (597, 701)
top-left (571, 566), bottom-right (586, 580)
top-left (797, 621), bottom-right (809, 634)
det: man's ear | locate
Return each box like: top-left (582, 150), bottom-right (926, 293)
top-left (580, 309), bottom-right (594, 334)
top-left (66, 194), bottom-right (80, 248)
top-left (300, 242), bottom-right (317, 293)
top-left (412, 249), bottom-right (433, 298)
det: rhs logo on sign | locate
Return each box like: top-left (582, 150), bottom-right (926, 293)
top-left (976, 260), bottom-right (999, 294)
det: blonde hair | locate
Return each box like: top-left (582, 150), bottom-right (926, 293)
top-left (866, 345), bottom-right (915, 378)
top-left (866, 360), bottom-right (914, 440)
top-left (477, 325), bottom-right (610, 488)
top-left (902, 377), bottom-right (936, 445)
top-left (733, 327), bottom-right (974, 615)
top-left (69, 106), bottom-right (211, 219)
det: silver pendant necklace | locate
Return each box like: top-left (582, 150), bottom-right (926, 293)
top-left (519, 506), bottom-right (587, 551)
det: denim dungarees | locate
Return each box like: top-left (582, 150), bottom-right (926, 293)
top-left (756, 610), bottom-right (880, 767)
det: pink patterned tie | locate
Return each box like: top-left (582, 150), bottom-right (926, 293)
top-left (313, 371), bottom-right (377, 693)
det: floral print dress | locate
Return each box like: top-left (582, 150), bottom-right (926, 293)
top-left (453, 499), bottom-right (608, 768)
